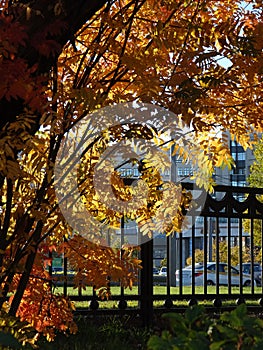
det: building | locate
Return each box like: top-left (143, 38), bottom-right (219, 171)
top-left (106, 134), bottom-right (257, 270)
top-left (169, 136), bottom-right (257, 269)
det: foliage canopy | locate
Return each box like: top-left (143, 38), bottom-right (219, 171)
top-left (1, 0), bottom-right (263, 343)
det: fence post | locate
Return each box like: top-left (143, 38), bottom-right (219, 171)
top-left (169, 234), bottom-right (177, 286)
top-left (139, 237), bottom-right (153, 327)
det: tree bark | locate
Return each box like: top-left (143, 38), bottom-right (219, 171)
top-left (8, 220), bottom-right (43, 316)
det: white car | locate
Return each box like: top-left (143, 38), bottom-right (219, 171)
top-left (236, 263), bottom-right (262, 287)
top-left (159, 266), bottom-right (167, 276)
top-left (175, 262), bottom-right (254, 287)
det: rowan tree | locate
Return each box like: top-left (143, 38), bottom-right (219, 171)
top-left (1, 0), bottom-right (263, 344)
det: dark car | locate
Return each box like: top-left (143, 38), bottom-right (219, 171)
top-left (236, 263), bottom-right (262, 286)
top-left (51, 266), bottom-right (63, 273)
top-left (153, 267), bottom-right (159, 275)
top-left (49, 266), bottom-right (76, 286)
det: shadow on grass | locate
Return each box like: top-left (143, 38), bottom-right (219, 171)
top-left (37, 316), bottom-right (151, 350)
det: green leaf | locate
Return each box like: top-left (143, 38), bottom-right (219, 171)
top-left (210, 340), bottom-right (230, 350)
top-left (184, 305), bottom-right (206, 326)
top-left (147, 334), bottom-right (175, 350)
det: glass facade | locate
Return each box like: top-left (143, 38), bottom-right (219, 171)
top-left (230, 140), bottom-right (246, 187)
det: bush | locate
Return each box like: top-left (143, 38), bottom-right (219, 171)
top-left (36, 315), bottom-right (150, 350)
top-left (1, 313), bottom-right (150, 349)
top-left (147, 304), bottom-right (263, 350)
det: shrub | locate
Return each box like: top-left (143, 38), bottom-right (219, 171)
top-left (147, 304), bottom-right (263, 350)
top-left (36, 315), bottom-right (150, 350)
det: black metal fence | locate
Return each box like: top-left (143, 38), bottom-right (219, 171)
top-left (53, 184), bottom-right (263, 325)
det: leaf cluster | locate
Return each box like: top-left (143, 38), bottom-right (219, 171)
top-left (2, 0), bottom-right (263, 343)
top-left (8, 266), bottom-right (77, 342)
top-left (0, 311), bottom-right (37, 349)
top-left (147, 304), bottom-right (263, 350)
top-left (61, 235), bottom-right (141, 297)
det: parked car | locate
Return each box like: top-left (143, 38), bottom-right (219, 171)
top-left (159, 266), bottom-right (167, 276)
top-left (175, 262), bottom-right (254, 287)
top-left (236, 263), bottom-right (262, 286)
top-left (49, 266), bottom-right (76, 286)
top-left (51, 266), bottom-right (63, 273)
top-left (153, 267), bottom-right (159, 275)
top-left (153, 267), bottom-right (166, 286)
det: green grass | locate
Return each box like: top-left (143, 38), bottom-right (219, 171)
top-left (52, 285), bottom-right (263, 309)
top-left (55, 285), bottom-right (263, 295)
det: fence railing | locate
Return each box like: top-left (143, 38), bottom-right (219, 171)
top-left (51, 184), bottom-right (263, 325)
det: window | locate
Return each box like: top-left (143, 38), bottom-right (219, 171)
top-left (178, 168), bottom-right (184, 176)
top-left (195, 217), bottom-right (204, 224)
top-left (231, 168), bottom-right (245, 175)
top-left (219, 217), bottom-right (227, 223)
top-left (238, 168), bottom-right (245, 175)
top-left (133, 168), bottom-right (139, 177)
top-left (184, 167), bottom-right (193, 176)
top-left (232, 152), bottom-right (245, 161)
top-left (184, 167), bottom-right (190, 176)
top-left (208, 264), bottom-right (215, 271)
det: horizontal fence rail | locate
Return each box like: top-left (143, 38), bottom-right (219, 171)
top-left (50, 184), bottom-right (263, 325)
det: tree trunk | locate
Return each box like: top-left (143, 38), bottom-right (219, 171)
top-left (8, 221), bottom-right (43, 316)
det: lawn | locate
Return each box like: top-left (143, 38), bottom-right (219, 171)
top-left (53, 285), bottom-right (263, 309)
